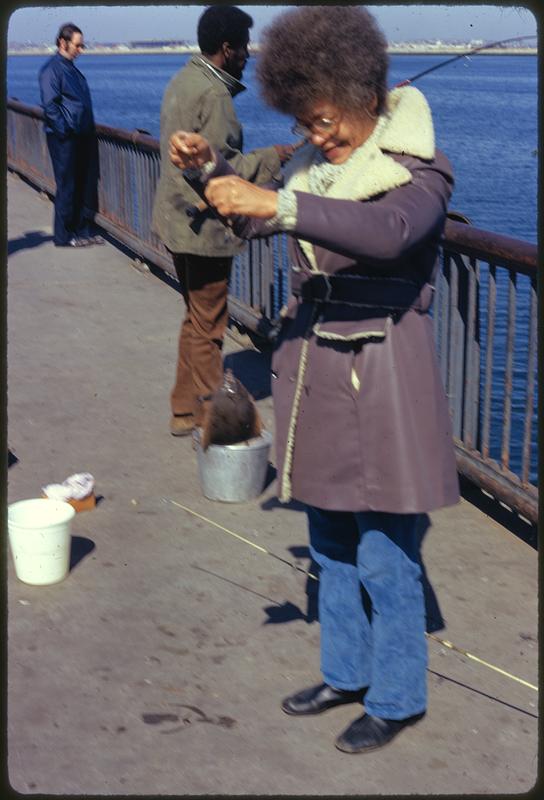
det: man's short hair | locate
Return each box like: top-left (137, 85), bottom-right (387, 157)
top-left (56, 23), bottom-right (83, 47)
top-left (197, 5), bottom-right (253, 55)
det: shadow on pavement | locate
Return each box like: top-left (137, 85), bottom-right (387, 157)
top-left (459, 476), bottom-right (537, 550)
top-left (263, 463), bottom-right (277, 492)
top-left (427, 669), bottom-right (538, 719)
top-left (287, 545), bottom-right (320, 623)
top-left (418, 514), bottom-right (446, 634)
top-left (8, 230), bottom-right (54, 255)
top-left (262, 600), bottom-right (308, 624)
top-left (69, 536), bottom-right (96, 571)
top-left (191, 564), bottom-right (310, 624)
top-left (261, 496), bottom-right (307, 513)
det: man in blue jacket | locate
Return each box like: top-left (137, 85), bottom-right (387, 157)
top-left (39, 23), bottom-right (103, 247)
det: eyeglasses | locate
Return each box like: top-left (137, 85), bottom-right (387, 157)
top-left (291, 115), bottom-right (340, 139)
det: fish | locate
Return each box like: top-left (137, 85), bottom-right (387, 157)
top-left (200, 368), bottom-right (263, 450)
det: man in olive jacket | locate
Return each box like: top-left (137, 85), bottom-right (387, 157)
top-left (152, 5), bottom-right (292, 435)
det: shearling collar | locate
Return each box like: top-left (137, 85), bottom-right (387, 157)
top-left (284, 86), bottom-right (435, 203)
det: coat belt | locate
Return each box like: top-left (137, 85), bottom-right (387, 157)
top-left (293, 273), bottom-right (433, 312)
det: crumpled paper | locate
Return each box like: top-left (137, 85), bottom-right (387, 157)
top-left (42, 472), bottom-right (95, 501)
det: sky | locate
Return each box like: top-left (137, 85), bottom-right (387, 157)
top-left (5, 4), bottom-right (539, 45)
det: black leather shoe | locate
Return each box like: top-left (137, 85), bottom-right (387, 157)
top-left (335, 712), bottom-right (425, 753)
top-left (281, 683), bottom-right (364, 716)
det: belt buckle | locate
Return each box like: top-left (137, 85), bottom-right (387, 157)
top-left (312, 273), bottom-right (332, 303)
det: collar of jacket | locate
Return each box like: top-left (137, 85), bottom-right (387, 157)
top-left (284, 85), bottom-right (435, 203)
top-left (54, 51), bottom-right (75, 68)
top-left (191, 54), bottom-right (246, 98)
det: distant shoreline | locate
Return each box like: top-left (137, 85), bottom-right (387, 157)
top-left (7, 46), bottom-right (537, 57)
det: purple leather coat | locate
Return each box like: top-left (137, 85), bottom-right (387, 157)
top-left (200, 144), bottom-right (460, 513)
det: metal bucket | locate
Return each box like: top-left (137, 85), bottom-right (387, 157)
top-left (194, 428), bottom-right (273, 502)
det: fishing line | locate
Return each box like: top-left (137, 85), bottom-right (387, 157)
top-left (425, 633), bottom-right (537, 691)
top-left (163, 497), bottom-right (315, 579)
top-left (163, 497), bottom-right (538, 693)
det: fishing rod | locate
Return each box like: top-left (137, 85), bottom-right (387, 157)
top-left (395, 34), bottom-right (537, 87)
top-left (163, 497), bottom-right (538, 693)
top-left (183, 34), bottom-right (537, 221)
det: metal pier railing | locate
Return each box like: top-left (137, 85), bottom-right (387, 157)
top-left (7, 99), bottom-right (538, 524)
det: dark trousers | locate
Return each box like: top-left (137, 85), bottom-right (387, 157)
top-left (46, 132), bottom-right (99, 245)
top-left (171, 253), bottom-right (232, 425)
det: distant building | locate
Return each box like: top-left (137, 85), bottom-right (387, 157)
top-left (129, 40), bottom-right (187, 48)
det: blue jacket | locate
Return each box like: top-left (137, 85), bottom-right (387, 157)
top-left (39, 52), bottom-right (94, 137)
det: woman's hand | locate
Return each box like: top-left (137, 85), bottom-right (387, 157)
top-left (169, 131), bottom-right (212, 170)
top-left (204, 176), bottom-right (278, 219)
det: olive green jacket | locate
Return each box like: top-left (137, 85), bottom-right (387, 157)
top-left (151, 55), bottom-right (282, 256)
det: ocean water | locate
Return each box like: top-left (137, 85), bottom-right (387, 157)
top-left (7, 53), bottom-right (538, 483)
top-left (7, 52), bottom-right (538, 242)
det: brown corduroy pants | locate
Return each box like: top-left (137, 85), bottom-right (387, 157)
top-left (170, 253), bottom-right (232, 424)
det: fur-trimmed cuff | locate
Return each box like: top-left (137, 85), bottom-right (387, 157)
top-left (263, 188), bottom-right (298, 233)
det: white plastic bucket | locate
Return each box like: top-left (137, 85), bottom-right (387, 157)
top-left (194, 429), bottom-right (273, 502)
top-left (8, 498), bottom-right (75, 585)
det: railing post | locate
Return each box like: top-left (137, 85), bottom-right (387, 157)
top-left (446, 252), bottom-right (463, 439)
top-left (501, 270), bottom-right (517, 471)
top-left (462, 256), bottom-right (480, 450)
top-left (521, 278), bottom-right (537, 486)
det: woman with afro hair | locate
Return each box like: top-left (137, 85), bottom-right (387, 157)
top-left (169, 5), bottom-right (459, 754)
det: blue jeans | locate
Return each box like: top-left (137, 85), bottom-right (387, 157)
top-left (307, 506), bottom-right (427, 720)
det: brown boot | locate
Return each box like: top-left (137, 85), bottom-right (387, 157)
top-left (170, 414), bottom-right (195, 436)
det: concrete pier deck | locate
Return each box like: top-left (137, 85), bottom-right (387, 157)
top-left (6, 172), bottom-right (538, 795)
